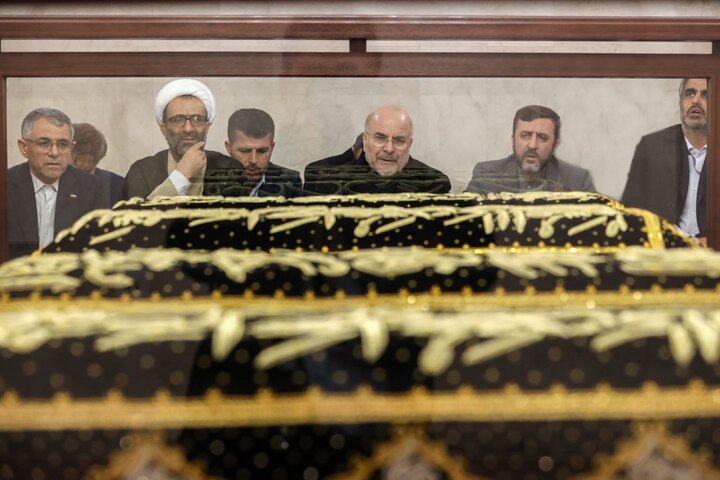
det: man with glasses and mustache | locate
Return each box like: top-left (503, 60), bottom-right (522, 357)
top-left (465, 105), bottom-right (595, 194)
top-left (123, 78), bottom-right (227, 199)
top-left (7, 108), bottom-right (107, 259)
top-left (621, 78), bottom-right (708, 244)
top-left (303, 105), bottom-right (450, 195)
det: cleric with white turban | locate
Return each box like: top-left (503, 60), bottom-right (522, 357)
top-left (123, 78), bottom-right (225, 200)
top-left (154, 78), bottom-right (215, 125)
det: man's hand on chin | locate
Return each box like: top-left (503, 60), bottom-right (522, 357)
top-left (176, 141), bottom-right (207, 179)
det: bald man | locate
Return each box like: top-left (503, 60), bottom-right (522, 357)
top-left (304, 105), bottom-right (450, 195)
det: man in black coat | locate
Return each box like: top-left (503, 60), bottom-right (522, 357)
top-left (621, 78), bottom-right (708, 242)
top-left (123, 78), bottom-right (226, 199)
top-left (8, 108), bottom-right (107, 259)
top-left (204, 108), bottom-right (301, 197)
top-left (304, 105), bottom-right (450, 195)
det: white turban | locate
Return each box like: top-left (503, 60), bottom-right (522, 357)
top-left (154, 78), bottom-right (215, 125)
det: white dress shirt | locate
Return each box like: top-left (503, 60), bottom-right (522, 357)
top-left (168, 150), bottom-right (206, 196)
top-left (249, 173), bottom-right (266, 197)
top-left (30, 173), bottom-right (59, 249)
top-left (678, 137), bottom-right (707, 237)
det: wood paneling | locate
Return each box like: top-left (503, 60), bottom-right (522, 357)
top-left (0, 52), bottom-right (717, 78)
top-left (1, 16), bottom-right (720, 41)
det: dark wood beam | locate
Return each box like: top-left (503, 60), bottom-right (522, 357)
top-left (0, 52), bottom-right (717, 78)
top-left (349, 38), bottom-right (367, 53)
top-left (0, 16), bottom-right (720, 41)
top-left (708, 73), bottom-right (720, 250)
top-left (0, 77), bottom-right (6, 263)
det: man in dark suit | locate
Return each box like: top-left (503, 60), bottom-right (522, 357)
top-left (204, 108), bottom-right (301, 197)
top-left (621, 78), bottom-right (708, 243)
top-left (71, 123), bottom-right (124, 206)
top-left (7, 108), bottom-right (107, 259)
top-left (123, 78), bottom-right (228, 199)
top-left (465, 105), bottom-right (595, 194)
top-left (304, 105), bottom-right (451, 195)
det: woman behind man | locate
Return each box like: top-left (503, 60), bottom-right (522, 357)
top-left (71, 122), bottom-right (124, 206)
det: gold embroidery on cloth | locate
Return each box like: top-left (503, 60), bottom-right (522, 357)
top-left (2, 297), bottom-right (720, 371)
top-left (2, 246), bottom-right (717, 297)
top-left (55, 202), bottom-right (669, 246)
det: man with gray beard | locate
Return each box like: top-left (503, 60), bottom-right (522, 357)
top-left (123, 78), bottom-right (229, 199)
top-left (465, 104), bottom-right (595, 194)
top-left (303, 105), bottom-right (450, 195)
top-left (621, 78), bottom-right (708, 242)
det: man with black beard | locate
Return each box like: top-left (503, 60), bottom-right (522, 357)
top-left (621, 78), bottom-right (708, 243)
top-left (465, 104), bottom-right (595, 194)
top-left (204, 108), bottom-right (302, 197)
top-left (123, 79), bottom-right (228, 199)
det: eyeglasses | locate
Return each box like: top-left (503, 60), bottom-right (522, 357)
top-left (364, 131), bottom-right (410, 150)
top-left (23, 137), bottom-right (75, 153)
top-left (165, 114), bottom-right (209, 127)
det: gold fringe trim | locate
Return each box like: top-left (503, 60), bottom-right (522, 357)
top-left (628, 207), bottom-right (665, 249)
top-left (3, 287), bottom-right (719, 310)
top-left (1, 381), bottom-right (720, 431)
top-left (119, 191), bottom-right (609, 209)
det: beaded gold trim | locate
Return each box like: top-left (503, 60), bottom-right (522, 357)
top-left (632, 207), bottom-right (665, 249)
top-left (1, 382), bottom-right (720, 431)
top-left (119, 191), bottom-right (609, 208)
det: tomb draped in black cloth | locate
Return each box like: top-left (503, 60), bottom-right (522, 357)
top-left (0, 192), bottom-right (716, 479)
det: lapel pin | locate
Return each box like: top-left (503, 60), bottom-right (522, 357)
top-left (70, 194), bottom-right (77, 198)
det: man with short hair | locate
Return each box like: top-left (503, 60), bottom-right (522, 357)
top-left (7, 108), bottom-right (107, 259)
top-left (621, 78), bottom-right (708, 242)
top-left (465, 105), bottom-right (595, 194)
top-left (123, 78), bottom-right (228, 199)
top-left (304, 105), bottom-right (450, 195)
top-left (204, 108), bottom-right (301, 197)
top-left (71, 123), bottom-right (124, 206)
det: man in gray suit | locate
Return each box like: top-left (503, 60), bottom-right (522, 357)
top-left (7, 108), bottom-right (107, 259)
top-left (465, 105), bottom-right (595, 194)
top-left (621, 78), bottom-right (707, 243)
